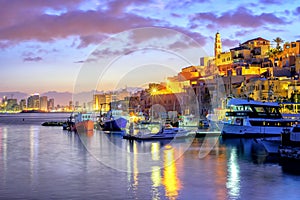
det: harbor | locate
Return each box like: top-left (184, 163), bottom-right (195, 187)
top-left (1, 112), bottom-right (300, 199)
top-left (1, 0), bottom-right (300, 199)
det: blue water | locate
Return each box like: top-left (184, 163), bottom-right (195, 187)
top-left (0, 113), bottom-right (300, 200)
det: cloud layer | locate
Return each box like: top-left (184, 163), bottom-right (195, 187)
top-left (0, 0), bottom-right (298, 50)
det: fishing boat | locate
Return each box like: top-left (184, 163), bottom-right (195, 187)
top-left (221, 98), bottom-right (297, 137)
top-left (64, 112), bottom-right (94, 132)
top-left (123, 124), bottom-right (191, 140)
top-left (75, 113), bottom-right (94, 132)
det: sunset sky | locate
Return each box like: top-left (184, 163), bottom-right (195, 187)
top-left (1, 0), bottom-right (299, 94)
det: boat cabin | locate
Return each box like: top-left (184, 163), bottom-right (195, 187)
top-left (224, 98), bottom-right (295, 127)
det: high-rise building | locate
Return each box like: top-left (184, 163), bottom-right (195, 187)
top-left (6, 99), bottom-right (17, 111)
top-left (27, 94), bottom-right (40, 110)
top-left (40, 96), bottom-right (48, 111)
top-left (93, 93), bottom-right (112, 112)
top-left (68, 101), bottom-right (72, 110)
top-left (48, 98), bottom-right (54, 111)
top-left (20, 99), bottom-right (26, 111)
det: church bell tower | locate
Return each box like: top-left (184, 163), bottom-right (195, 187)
top-left (214, 32), bottom-right (222, 57)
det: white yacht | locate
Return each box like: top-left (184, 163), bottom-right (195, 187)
top-left (221, 98), bottom-right (298, 137)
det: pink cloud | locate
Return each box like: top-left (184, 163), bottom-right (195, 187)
top-left (190, 6), bottom-right (287, 28)
top-left (259, 0), bottom-right (283, 4)
top-left (235, 30), bottom-right (257, 37)
top-left (0, 0), bottom-right (212, 51)
top-left (0, 0), bottom-right (83, 27)
top-left (106, 0), bottom-right (153, 15)
top-left (23, 56), bottom-right (43, 62)
top-left (0, 6), bottom-right (164, 50)
top-left (77, 34), bottom-right (108, 48)
top-left (222, 39), bottom-right (240, 48)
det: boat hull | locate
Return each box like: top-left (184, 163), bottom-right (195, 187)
top-left (76, 120), bottom-right (94, 132)
top-left (123, 128), bottom-right (191, 140)
top-left (101, 117), bottom-right (127, 131)
top-left (222, 123), bottom-right (287, 138)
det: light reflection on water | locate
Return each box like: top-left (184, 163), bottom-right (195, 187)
top-left (163, 146), bottom-right (181, 199)
top-left (1, 113), bottom-right (300, 199)
top-left (227, 148), bottom-right (240, 199)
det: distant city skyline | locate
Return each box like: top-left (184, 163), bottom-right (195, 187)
top-left (1, 0), bottom-right (300, 94)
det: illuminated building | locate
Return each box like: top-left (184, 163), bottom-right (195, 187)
top-left (6, 99), bottom-right (18, 111)
top-left (93, 93), bottom-right (112, 112)
top-left (296, 55), bottom-right (300, 74)
top-left (279, 41), bottom-right (300, 68)
top-left (39, 96), bottom-right (48, 111)
top-left (200, 56), bottom-right (214, 67)
top-left (240, 37), bottom-right (270, 59)
top-left (48, 98), bottom-right (54, 111)
top-left (216, 52), bottom-right (232, 76)
top-left (20, 99), bottom-right (26, 111)
top-left (27, 94), bottom-right (40, 110)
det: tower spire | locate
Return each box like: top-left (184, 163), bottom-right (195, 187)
top-left (214, 32), bottom-right (222, 57)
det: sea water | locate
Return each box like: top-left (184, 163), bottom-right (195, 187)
top-left (0, 113), bottom-right (300, 200)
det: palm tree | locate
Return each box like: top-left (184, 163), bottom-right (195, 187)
top-left (273, 37), bottom-right (284, 50)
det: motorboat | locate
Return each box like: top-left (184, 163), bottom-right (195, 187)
top-left (98, 110), bottom-right (128, 132)
top-left (277, 125), bottom-right (300, 173)
top-left (252, 137), bottom-right (281, 155)
top-left (221, 98), bottom-right (297, 137)
top-left (100, 117), bottom-right (127, 132)
top-left (279, 125), bottom-right (300, 161)
top-left (123, 124), bottom-right (192, 140)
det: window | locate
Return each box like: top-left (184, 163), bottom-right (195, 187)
top-left (254, 106), bottom-right (265, 112)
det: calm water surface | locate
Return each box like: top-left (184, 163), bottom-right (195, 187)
top-left (0, 113), bottom-right (300, 200)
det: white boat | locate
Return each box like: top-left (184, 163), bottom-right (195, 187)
top-left (123, 124), bottom-right (192, 140)
top-left (221, 98), bottom-right (298, 137)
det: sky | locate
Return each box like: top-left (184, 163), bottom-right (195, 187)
top-left (1, 0), bottom-right (300, 95)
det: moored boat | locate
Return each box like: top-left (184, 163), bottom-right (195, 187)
top-left (98, 110), bottom-right (128, 132)
top-left (278, 125), bottom-right (300, 173)
top-left (252, 137), bottom-right (281, 155)
top-left (100, 117), bottom-right (127, 132)
top-left (279, 125), bottom-right (300, 161)
top-left (123, 124), bottom-right (192, 140)
top-left (64, 112), bottom-right (94, 132)
top-left (221, 98), bottom-right (297, 138)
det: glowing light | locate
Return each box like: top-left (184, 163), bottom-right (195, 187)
top-left (151, 87), bottom-right (158, 96)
